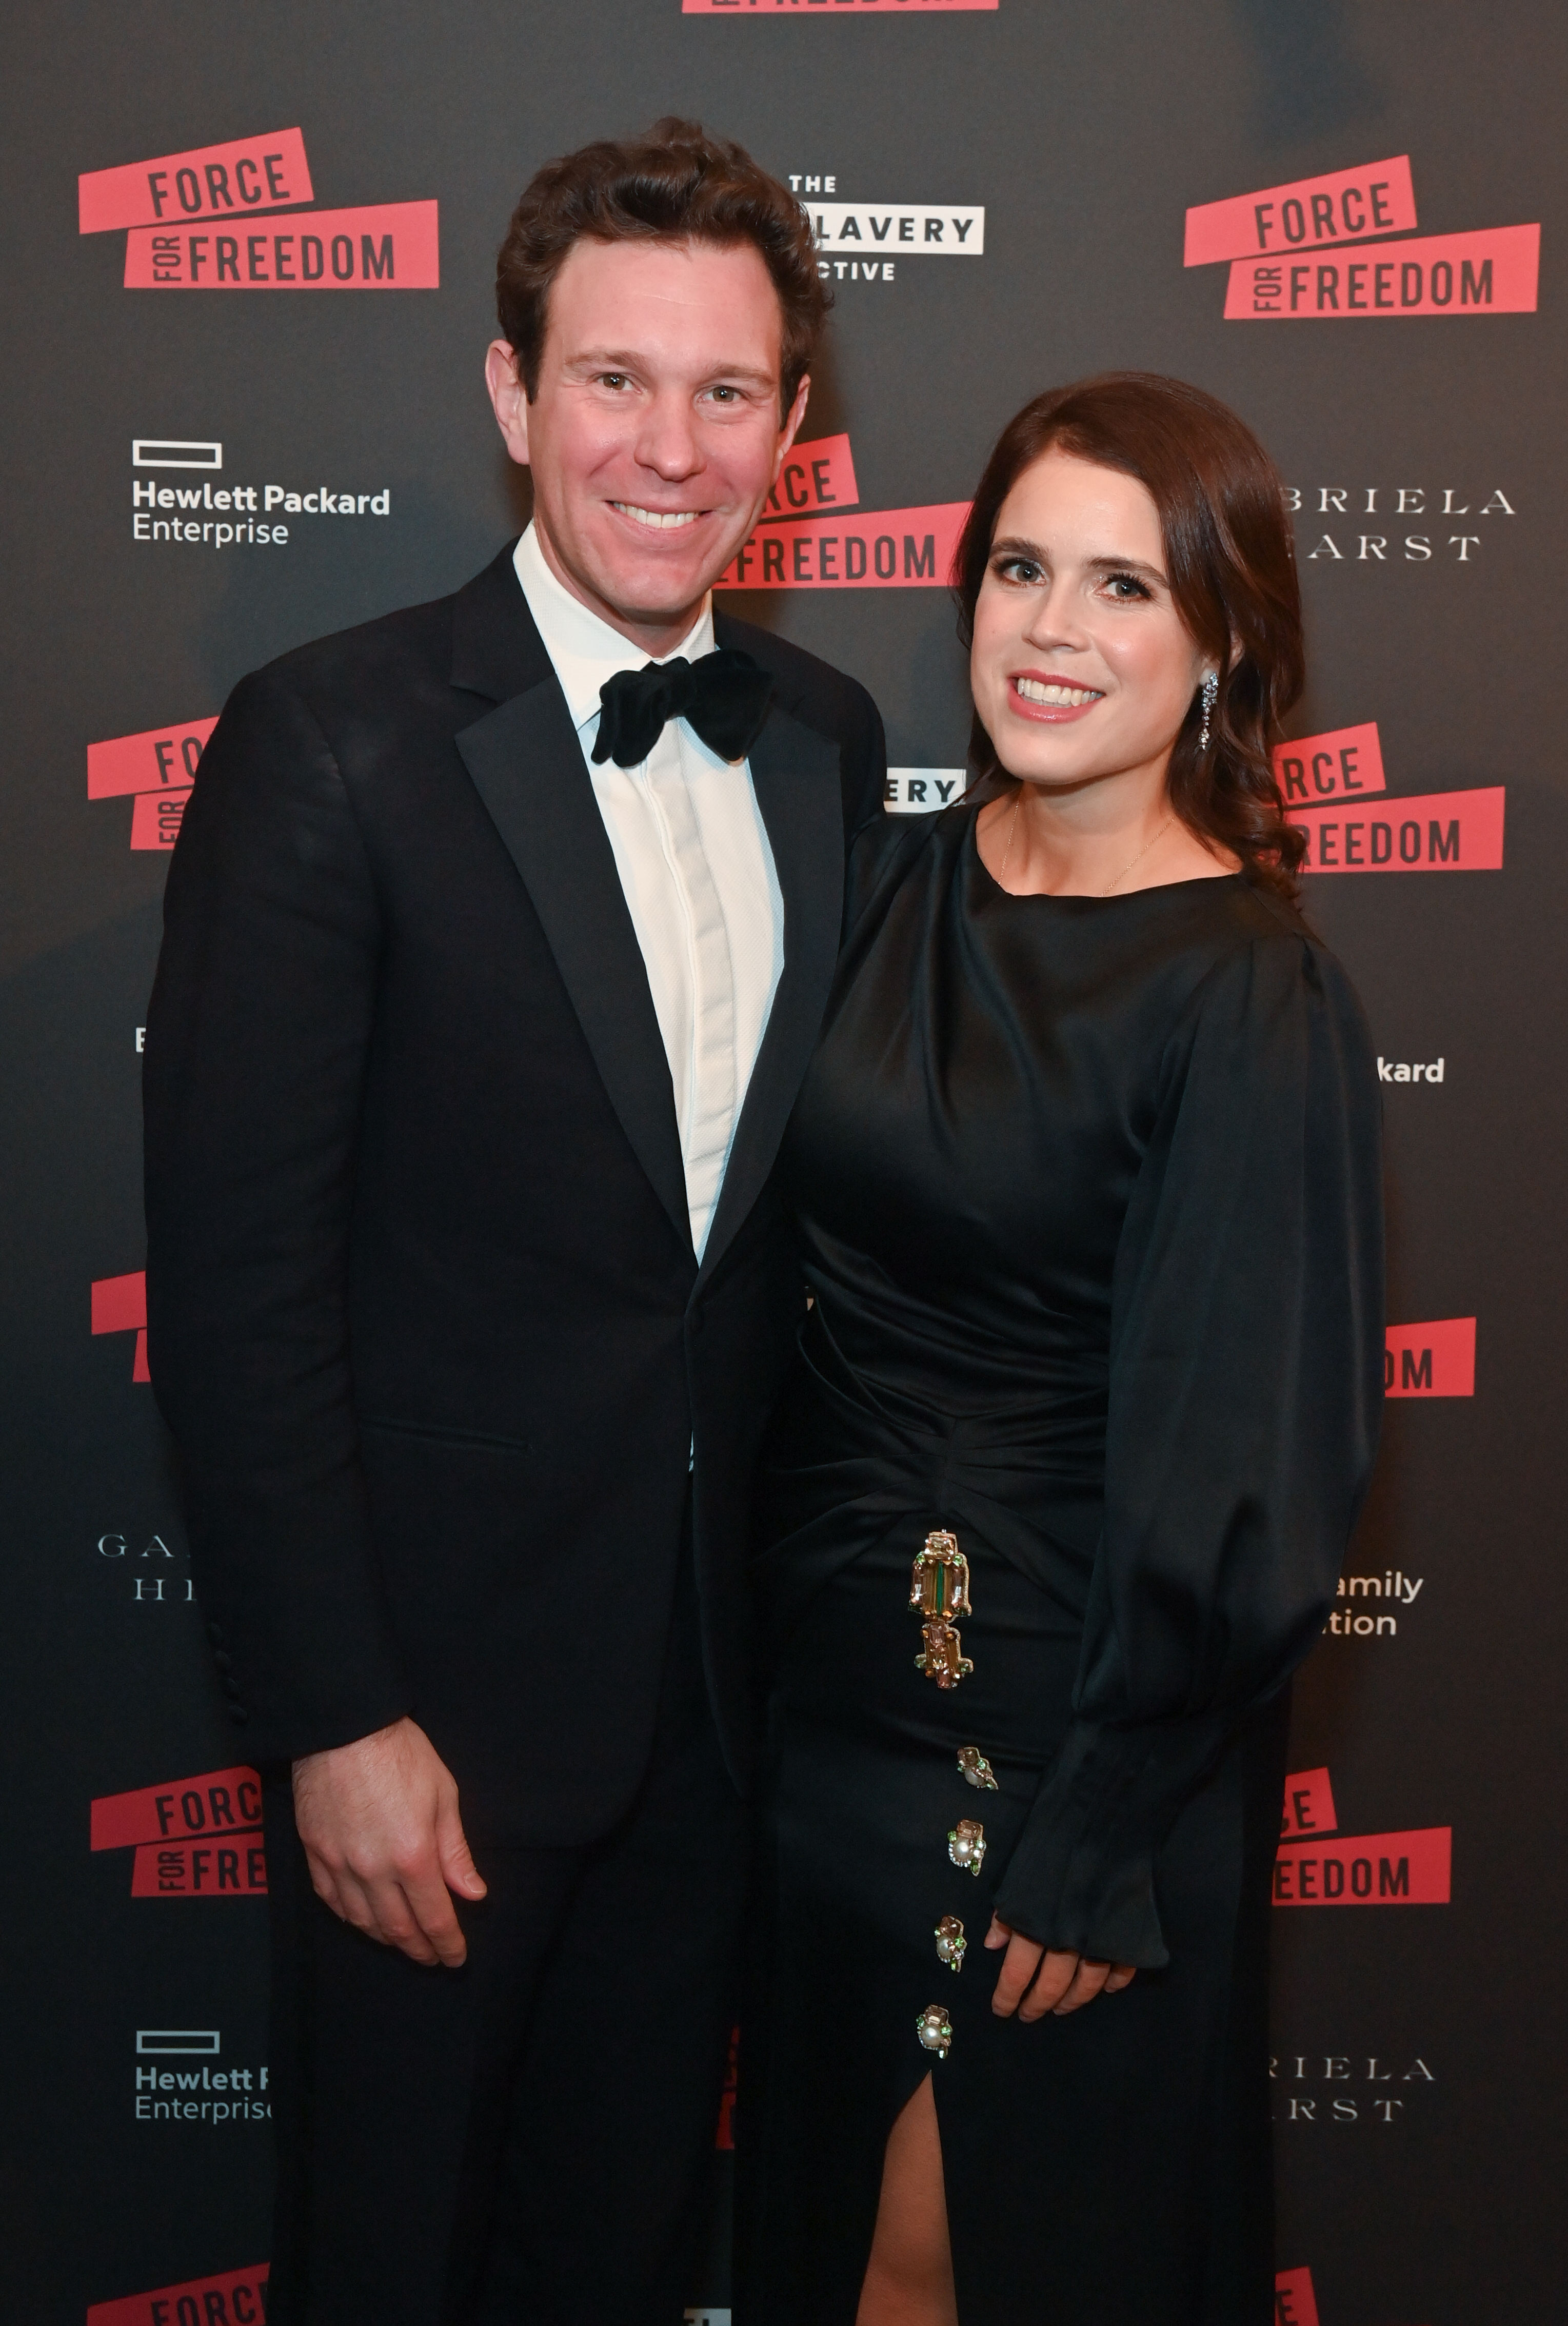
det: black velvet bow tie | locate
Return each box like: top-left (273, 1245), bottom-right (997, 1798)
top-left (592, 647), bottom-right (773, 770)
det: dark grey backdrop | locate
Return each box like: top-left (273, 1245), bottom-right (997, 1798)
top-left (4, 4), bottom-right (1565, 2319)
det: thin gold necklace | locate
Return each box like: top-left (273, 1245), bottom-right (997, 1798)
top-left (999, 790), bottom-right (1023, 885)
top-left (1099, 815), bottom-right (1174, 895)
top-left (999, 792), bottom-right (1174, 896)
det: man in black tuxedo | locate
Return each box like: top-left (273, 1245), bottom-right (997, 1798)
top-left (144, 120), bottom-right (884, 2325)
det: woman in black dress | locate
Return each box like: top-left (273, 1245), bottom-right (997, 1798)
top-left (736, 376), bottom-right (1384, 2325)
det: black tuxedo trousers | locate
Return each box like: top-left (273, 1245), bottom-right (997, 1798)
top-left (143, 542), bottom-right (886, 2316)
top-left (264, 1531), bottom-right (748, 2326)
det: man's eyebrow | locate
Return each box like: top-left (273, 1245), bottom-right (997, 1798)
top-left (567, 347), bottom-right (778, 386)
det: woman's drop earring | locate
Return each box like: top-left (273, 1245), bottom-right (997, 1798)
top-left (1198, 671), bottom-right (1219, 751)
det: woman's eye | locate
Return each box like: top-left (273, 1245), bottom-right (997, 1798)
top-left (996, 557), bottom-right (1043, 586)
top-left (1104, 573), bottom-right (1152, 600)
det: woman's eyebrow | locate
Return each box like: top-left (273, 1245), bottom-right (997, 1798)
top-left (1079, 549), bottom-right (1167, 577)
top-left (989, 538), bottom-right (1168, 585)
top-left (1082, 553), bottom-right (1168, 582)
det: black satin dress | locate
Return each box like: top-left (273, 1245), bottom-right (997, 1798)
top-left (735, 808), bottom-right (1384, 2326)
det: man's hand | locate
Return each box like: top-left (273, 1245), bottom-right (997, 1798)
top-left (984, 1914), bottom-right (1137, 2021)
top-left (291, 1717), bottom-right (487, 1967)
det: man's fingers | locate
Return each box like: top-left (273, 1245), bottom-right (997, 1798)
top-left (304, 1855), bottom-right (346, 1921)
top-left (435, 1802), bottom-right (488, 1902)
top-left (307, 1856), bottom-right (393, 1949)
top-left (333, 1867), bottom-right (409, 1948)
top-left (305, 1849), bottom-right (447, 1965)
top-left (345, 1868), bottom-right (436, 1961)
top-left (398, 1863), bottom-right (470, 1967)
top-left (307, 1847), bottom-right (467, 1966)
top-left (292, 1723), bottom-right (479, 1967)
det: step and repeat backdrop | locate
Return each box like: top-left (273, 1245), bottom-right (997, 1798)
top-left (4, 3), bottom-right (1565, 2320)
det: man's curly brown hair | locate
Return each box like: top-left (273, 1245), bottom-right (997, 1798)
top-left (496, 118), bottom-right (828, 416)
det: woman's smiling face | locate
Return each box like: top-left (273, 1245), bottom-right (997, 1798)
top-left (969, 446), bottom-right (1210, 795)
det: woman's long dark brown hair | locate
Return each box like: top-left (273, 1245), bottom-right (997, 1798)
top-left (953, 372), bottom-right (1307, 899)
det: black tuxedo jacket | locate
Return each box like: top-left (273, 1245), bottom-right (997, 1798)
top-left (143, 541), bottom-right (886, 1843)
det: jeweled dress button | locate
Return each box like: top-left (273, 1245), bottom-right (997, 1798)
top-left (948, 1818), bottom-right (986, 1875)
top-left (957, 1746), bottom-right (998, 1791)
top-left (935, 1914), bottom-right (967, 1971)
top-left (916, 2003), bottom-right (954, 2056)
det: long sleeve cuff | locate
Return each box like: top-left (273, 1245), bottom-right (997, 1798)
top-left (992, 1711), bottom-right (1236, 1968)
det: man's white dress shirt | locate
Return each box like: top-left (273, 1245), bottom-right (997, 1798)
top-left (514, 523), bottom-right (784, 1261)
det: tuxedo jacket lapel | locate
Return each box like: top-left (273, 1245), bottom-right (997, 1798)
top-left (451, 558), bottom-right (692, 1258)
top-left (447, 550), bottom-right (848, 1285)
top-left (698, 699), bottom-right (844, 1289)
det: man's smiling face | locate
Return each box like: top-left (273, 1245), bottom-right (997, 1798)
top-left (486, 236), bottom-right (809, 655)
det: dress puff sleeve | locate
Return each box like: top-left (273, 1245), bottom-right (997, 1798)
top-left (991, 922), bottom-right (1385, 1967)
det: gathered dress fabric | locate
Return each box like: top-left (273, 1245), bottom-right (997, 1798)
top-left (734, 807), bottom-right (1384, 2326)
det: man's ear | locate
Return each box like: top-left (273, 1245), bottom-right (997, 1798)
top-left (485, 339), bottom-right (531, 468)
top-left (771, 374), bottom-right (811, 486)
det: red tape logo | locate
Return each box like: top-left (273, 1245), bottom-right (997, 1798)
top-left (89, 717), bottom-right (215, 852)
top-left (84, 130), bottom-right (439, 295)
top-left (1273, 722), bottom-right (1384, 806)
top-left (716, 2026), bottom-right (738, 2150)
top-left (684, 0), bottom-right (998, 12)
top-left (87, 2262), bottom-right (269, 2325)
top-left (88, 718), bottom-right (214, 799)
top-left (92, 1767), bottom-right (267, 1899)
top-left (1280, 1767), bottom-right (1338, 1841)
top-left (1186, 158), bottom-right (1417, 267)
top-left (1275, 2270), bottom-right (1320, 2326)
top-left (1274, 2264), bottom-right (1429, 2325)
top-left (763, 431), bottom-right (858, 519)
top-left (1385, 1317), bottom-right (1475, 1397)
top-left (717, 500), bottom-right (967, 589)
top-left (1275, 1767), bottom-right (1450, 1906)
top-left (1290, 786), bottom-right (1503, 872)
top-left (1185, 154), bottom-right (1539, 322)
top-left (92, 1272), bottom-right (149, 1381)
top-left (1280, 719), bottom-right (1503, 870)
top-left (125, 201), bottom-right (440, 290)
top-left (1228, 225), bottom-right (1538, 319)
top-left (80, 129), bottom-right (312, 232)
